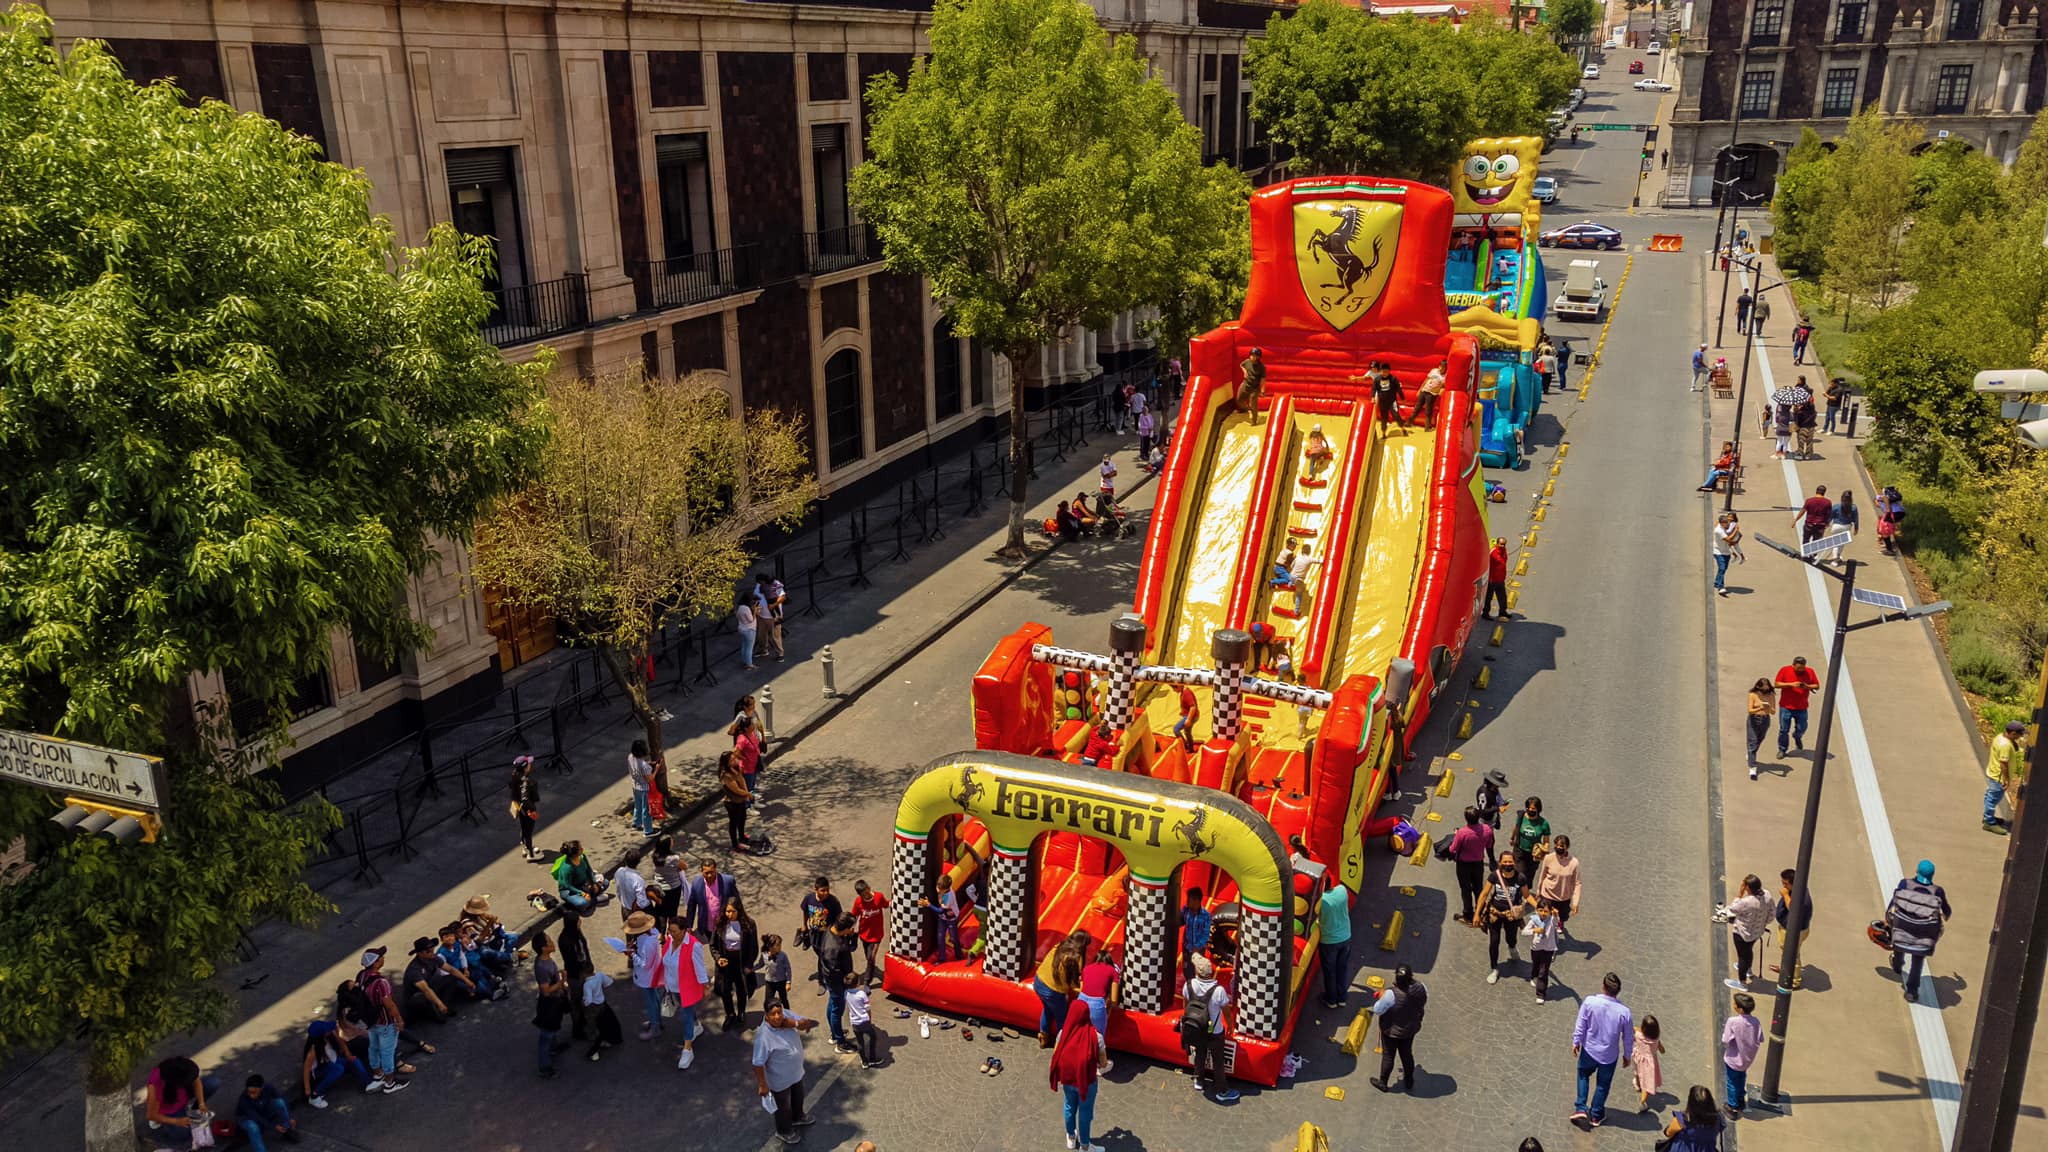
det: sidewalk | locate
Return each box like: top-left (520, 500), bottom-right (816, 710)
top-left (1701, 252), bottom-right (2048, 1149)
top-left (0, 417), bottom-right (1171, 1143)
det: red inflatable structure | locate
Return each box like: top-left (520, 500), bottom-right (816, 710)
top-left (882, 178), bottom-right (1489, 1085)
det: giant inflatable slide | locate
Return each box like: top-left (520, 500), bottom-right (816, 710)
top-left (881, 178), bottom-right (1489, 1085)
top-left (1445, 137), bottom-right (1549, 468)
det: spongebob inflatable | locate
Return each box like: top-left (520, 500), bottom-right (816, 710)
top-left (1445, 137), bottom-right (1548, 468)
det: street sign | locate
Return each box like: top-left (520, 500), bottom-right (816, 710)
top-left (1800, 531), bottom-right (1853, 558)
top-left (1583, 123), bottom-right (1654, 132)
top-left (1852, 588), bottom-right (1909, 612)
top-left (0, 729), bottom-right (162, 810)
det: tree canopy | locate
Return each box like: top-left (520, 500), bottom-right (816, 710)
top-left (0, 9), bottom-right (546, 1145)
top-left (1549, 0), bottom-right (1602, 44)
top-left (1248, 4), bottom-right (1577, 181)
top-left (472, 370), bottom-right (816, 756)
top-left (851, 0), bottom-right (1247, 552)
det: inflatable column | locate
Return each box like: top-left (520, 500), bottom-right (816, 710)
top-left (1211, 628), bottom-right (1251, 740)
top-left (1104, 618), bottom-right (1145, 730)
top-left (1120, 869), bottom-right (1174, 1014)
top-left (978, 840), bottom-right (1034, 981)
top-left (886, 828), bottom-right (934, 962)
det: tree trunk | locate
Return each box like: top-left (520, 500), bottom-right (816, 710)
top-left (85, 1045), bottom-right (135, 1152)
top-left (1002, 354), bottom-right (1032, 557)
top-left (598, 646), bottom-right (667, 788)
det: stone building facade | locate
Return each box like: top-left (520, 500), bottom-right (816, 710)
top-left (44, 0), bottom-right (1279, 787)
top-left (1663, 0), bottom-right (2046, 206)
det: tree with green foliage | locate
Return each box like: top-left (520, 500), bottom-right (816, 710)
top-left (1770, 128), bottom-right (1834, 277)
top-left (0, 10), bottom-right (546, 1148)
top-left (1455, 13), bottom-right (1583, 140)
top-left (1549, 0), bottom-right (1602, 43)
top-left (1820, 111), bottom-right (1921, 319)
top-left (1142, 200), bottom-right (1252, 373)
top-left (851, 0), bottom-right (1247, 554)
top-left (473, 370), bottom-right (816, 761)
top-left (1249, 4), bottom-right (1577, 180)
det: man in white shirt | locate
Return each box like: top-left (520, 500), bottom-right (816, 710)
top-left (1098, 455), bottom-right (1118, 499)
top-left (613, 848), bottom-right (650, 924)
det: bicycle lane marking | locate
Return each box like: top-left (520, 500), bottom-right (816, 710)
top-left (1743, 268), bottom-right (1962, 1147)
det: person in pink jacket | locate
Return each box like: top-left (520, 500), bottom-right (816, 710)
top-left (658, 917), bottom-right (712, 1070)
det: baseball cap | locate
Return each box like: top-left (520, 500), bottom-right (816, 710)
top-left (358, 946), bottom-right (386, 969)
top-left (2007, 720), bottom-right (2027, 733)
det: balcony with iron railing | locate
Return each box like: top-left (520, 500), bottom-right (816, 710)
top-left (804, 224), bottom-right (879, 274)
top-left (634, 245), bottom-right (757, 311)
top-left (483, 273), bottom-right (590, 348)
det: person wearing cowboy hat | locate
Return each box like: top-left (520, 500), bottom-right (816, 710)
top-left (460, 895), bottom-right (521, 971)
top-left (624, 911), bottom-right (665, 1041)
top-left (1475, 770), bottom-right (1510, 829)
top-left (402, 935), bottom-right (478, 1023)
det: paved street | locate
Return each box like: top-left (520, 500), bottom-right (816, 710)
top-left (7, 66), bottom-right (2038, 1152)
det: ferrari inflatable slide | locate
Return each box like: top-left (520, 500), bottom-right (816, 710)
top-left (882, 178), bottom-right (1489, 1085)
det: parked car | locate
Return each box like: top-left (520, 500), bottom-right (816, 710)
top-left (1538, 221), bottom-right (1624, 250)
top-left (1531, 176), bottom-right (1560, 204)
top-left (1583, 64), bottom-right (1601, 79)
top-left (1633, 78), bottom-right (1674, 92)
top-left (1629, 60), bottom-right (1644, 74)
top-left (1567, 88), bottom-right (1587, 110)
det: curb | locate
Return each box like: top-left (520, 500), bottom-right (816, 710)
top-left (1697, 254), bottom-right (1740, 1150)
top-left (508, 457), bottom-right (1165, 947)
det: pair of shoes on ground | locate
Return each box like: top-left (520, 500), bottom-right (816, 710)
top-left (1063, 1136), bottom-right (1105, 1152)
top-left (1571, 1109), bottom-right (1605, 1127)
top-left (978, 1057), bottom-right (1005, 1076)
top-left (1370, 1077), bottom-right (1411, 1093)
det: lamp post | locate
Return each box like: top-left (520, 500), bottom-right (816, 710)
top-left (1720, 270), bottom-right (1789, 515)
top-left (1749, 530), bottom-right (1950, 1107)
top-left (1951, 370), bottom-right (2048, 1151)
top-left (1714, 188), bottom-right (1765, 348)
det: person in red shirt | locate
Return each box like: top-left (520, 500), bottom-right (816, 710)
top-left (1774, 656), bottom-right (1820, 758)
top-left (1081, 721), bottom-right (1119, 767)
top-left (1482, 538), bottom-right (1510, 620)
top-left (1796, 484), bottom-right (1834, 546)
top-left (1172, 685), bottom-right (1200, 751)
top-left (850, 880), bottom-right (890, 986)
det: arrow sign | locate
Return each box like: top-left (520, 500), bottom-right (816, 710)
top-left (0, 729), bottom-right (162, 810)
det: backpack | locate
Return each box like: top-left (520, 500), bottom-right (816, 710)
top-left (339, 977), bottom-right (378, 1027)
top-left (1179, 983), bottom-right (1220, 1040)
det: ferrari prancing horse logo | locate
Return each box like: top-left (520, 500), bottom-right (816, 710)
top-left (1294, 200), bottom-right (1403, 331)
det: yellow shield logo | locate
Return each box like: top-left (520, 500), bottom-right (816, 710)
top-left (1294, 200), bottom-right (1403, 331)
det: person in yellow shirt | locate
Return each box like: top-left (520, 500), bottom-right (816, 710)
top-left (1984, 719), bottom-right (2028, 832)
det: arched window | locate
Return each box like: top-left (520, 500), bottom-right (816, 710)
top-left (824, 348), bottom-right (864, 470)
top-left (934, 318), bottom-right (963, 422)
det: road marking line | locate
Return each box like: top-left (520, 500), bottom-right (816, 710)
top-left (1745, 274), bottom-right (1962, 1146)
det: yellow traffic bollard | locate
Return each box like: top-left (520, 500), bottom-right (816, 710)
top-left (1380, 909), bottom-right (1405, 951)
top-left (1436, 770), bottom-right (1455, 797)
top-left (1490, 624), bottom-right (1505, 646)
top-left (1473, 666), bottom-right (1491, 689)
top-left (1456, 712), bottom-right (1474, 739)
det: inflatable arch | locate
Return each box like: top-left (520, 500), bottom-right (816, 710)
top-left (888, 752), bottom-right (1295, 1040)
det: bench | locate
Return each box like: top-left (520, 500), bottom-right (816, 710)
top-left (1714, 464), bottom-right (1746, 495)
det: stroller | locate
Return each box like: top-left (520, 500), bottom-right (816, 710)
top-left (1091, 491), bottom-right (1135, 539)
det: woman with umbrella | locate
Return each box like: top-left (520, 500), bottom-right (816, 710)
top-left (1769, 381), bottom-right (1811, 460)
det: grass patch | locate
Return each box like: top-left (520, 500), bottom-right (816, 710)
top-left (1787, 279), bottom-right (1877, 383)
top-left (1860, 441), bottom-right (2036, 733)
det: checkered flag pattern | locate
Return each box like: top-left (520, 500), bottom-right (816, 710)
top-left (1234, 905), bottom-right (1288, 1040)
top-left (1212, 657), bottom-right (1247, 741)
top-left (1121, 874), bottom-right (1173, 1014)
top-left (980, 847), bottom-right (1031, 981)
top-left (886, 833), bottom-right (931, 961)
top-left (1104, 647), bottom-right (1140, 731)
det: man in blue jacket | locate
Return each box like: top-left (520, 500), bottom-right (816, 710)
top-left (685, 857), bottom-right (744, 938)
